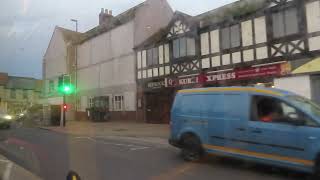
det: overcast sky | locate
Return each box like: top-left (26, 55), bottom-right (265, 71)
top-left (0, 0), bottom-right (236, 79)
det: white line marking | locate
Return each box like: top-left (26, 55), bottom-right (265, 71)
top-left (130, 147), bottom-right (149, 151)
top-left (74, 136), bottom-right (150, 151)
top-left (0, 159), bottom-right (9, 163)
top-left (3, 162), bottom-right (13, 180)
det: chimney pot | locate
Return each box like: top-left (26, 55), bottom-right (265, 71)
top-left (101, 8), bottom-right (104, 13)
top-left (105, 9), bottom-right (109, 14)
top-left (109, 10), bottom-right (112, 15)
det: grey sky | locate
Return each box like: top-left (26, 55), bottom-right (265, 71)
top-left (0, 0), bottom-right (236, 79)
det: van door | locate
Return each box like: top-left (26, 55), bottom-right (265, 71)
top-left (247, 95), bottom-right (306, 162)
top-left (204, 93), bottom-right (249, 148)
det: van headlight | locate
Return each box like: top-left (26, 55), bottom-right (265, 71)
top-left (4, 115), bottom-right (12, 120)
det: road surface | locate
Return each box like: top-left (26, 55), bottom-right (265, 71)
top-left (0, 127), bottom-right (312, 180)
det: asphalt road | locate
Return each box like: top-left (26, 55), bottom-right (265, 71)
top-left (0, 127), bottom-right (313, 180)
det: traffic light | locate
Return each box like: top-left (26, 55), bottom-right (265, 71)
top-left (58, 75), bottom-right (75, 95)
top-left (63, 104), bottom-right (68, 111)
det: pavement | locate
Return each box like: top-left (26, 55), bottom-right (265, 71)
top-left (0, 125), bottom-right (313, 180)
top-left (40, 121), bottom-right (170, 139)
top-left (0, 153), bottom-right (40, 180)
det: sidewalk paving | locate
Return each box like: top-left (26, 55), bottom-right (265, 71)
top-left (0, 155), bottom-right (41, 180)
top-left (41, 121), bottom-right (170, 139)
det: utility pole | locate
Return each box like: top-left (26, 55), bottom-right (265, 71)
top-left (71, 19), bottom-right (79, 112)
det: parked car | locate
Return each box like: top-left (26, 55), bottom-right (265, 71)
top-left (0, 114), bottom-right (13, 129)
top-left (169, 87), bottom-right (320, 176)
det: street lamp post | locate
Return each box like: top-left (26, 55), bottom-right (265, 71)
top-left (70, 19), bottom-right (78, 32)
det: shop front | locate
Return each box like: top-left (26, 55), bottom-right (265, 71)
top-left (138, 62), bottom-right (291, 124)
top-left (166, 62), bottom-right (291, 89)
top-left (137, 79), bottom-right (175, 124)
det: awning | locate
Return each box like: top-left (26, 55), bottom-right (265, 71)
top-left (292, 57), bottom-right (320, 74)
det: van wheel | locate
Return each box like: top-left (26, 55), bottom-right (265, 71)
top-left (312, 157), bottom-right (320, 179)
top-left (180, 135), bottom-right (203, 162)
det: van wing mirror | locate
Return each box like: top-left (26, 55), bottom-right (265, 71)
top-left (287, 112), bottom-right (306, 126)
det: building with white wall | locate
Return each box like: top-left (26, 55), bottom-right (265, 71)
top-left (42, 26), bottom-right (83, 123)
top-left (75, 0), bottom-right (173, 120)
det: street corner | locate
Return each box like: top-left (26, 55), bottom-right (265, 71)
top-left (0, 154), bottom-right (41, 180)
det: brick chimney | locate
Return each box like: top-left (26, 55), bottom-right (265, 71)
top-left (99, 8), bottom-right (114, 26)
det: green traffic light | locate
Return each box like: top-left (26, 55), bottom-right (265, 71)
top-left (64, 86), bottom-right (71, 92)
top-left (60, 84), bottom-right (74, 95)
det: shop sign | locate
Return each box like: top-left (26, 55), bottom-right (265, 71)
top-left (146, 81), bottom-right (165, 89)
top-left (165, 63), bottom-right (291, 87)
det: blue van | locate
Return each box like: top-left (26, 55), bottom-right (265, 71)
top-left (169, 87), bottom-right (320, 175)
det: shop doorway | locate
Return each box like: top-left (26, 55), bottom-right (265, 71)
top-left (145, 90), bottom-right (174, 124)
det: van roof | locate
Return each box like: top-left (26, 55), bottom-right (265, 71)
top-left (178, 87), bottom-right (295, 97)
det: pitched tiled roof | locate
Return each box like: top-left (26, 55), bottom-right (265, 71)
top-left (78, 2), bottom-right (145, 44)
top-left (134, 11), bottom-right (194, 49)
top-left (56, 26), bottom-right (84, 43)
top-left (135, 0), bottom-right (270, 49)
top-left (5, 76), bottom-right (41, 90)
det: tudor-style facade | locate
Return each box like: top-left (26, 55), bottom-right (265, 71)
top-left (135, 0), bottom-right (320, 124)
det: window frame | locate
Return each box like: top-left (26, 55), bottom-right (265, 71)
top-left (23, 90), bottom-right (28, 99)
top-left (172, 36), bottom-right (196, 60)
top-left (250, 95), bottom-right (319, 127)
top-left (10, 89), bottom-right (16, 99)
top-left (270, 7), bottom-right (300, 40)
top-left (220, 24), bottom-right (241, 51)
top-left (113, 95), bottom-right (124, 111)
top-left (49, 80), bottom-right (54, 94)
top-left (146, 47), bottom-right (159, 67)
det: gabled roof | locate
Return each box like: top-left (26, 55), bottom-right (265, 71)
top-left (135, 0), bottom-right (270, 49)
top-left (78, 1), bottom-right (146, 44)
top-left (134, 11), bottom-right (194, 49)
top-left (56, 26), bottom-right (84, 43)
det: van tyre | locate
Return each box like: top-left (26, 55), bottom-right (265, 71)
top-left (180, 135), bottom-right (203, 162)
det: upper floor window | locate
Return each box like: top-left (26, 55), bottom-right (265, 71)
top-left (49, 80), bottom-right (54, 94)
top-left (221, 24), bottom-right (241, 50)
top-left (10, 89), bottom-right (16, 99)
top-left (147, 48), bottom-right (158, 66)
top-left (272, 8), bottom-right (299, 38)
top-left (23, 90), bottom-right (28, 99)
top-left (173, 37), bottom-right (195, 59)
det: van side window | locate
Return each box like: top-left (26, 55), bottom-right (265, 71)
top-left (251, 95), bottom-right (316, 126)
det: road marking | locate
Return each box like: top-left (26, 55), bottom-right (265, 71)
top-left (3, 162), bottom-right (13, 180)
top-left (74, 136), bottom-right (150, 151)
top-left (0, 159), bottom-right (9, 163)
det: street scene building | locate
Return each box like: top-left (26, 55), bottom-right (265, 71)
top-left (135, 0), bottom-right (320, 123)
top-left (75, 0), bottom-right (173, 121)
top-left (43, 0), bottom-right (174, 123)
top-left (0, 72), bottom-right (42, 114)
top-left (42, 26), bottom-right (83, 124)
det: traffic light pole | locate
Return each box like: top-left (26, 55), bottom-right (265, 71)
top-left (63, 95), bottom-right (66, 127)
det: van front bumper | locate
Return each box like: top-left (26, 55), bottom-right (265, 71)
top-left (168, 138), bottom-right (182, 148)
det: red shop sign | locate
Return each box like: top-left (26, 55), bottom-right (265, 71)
top-left (165, 63), bottom-right (291, 87)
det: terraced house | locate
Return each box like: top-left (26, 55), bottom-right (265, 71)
top-left (135, 0), bottom-right (320, 123)
top-left (0, 73), bottom-right (42, 114)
